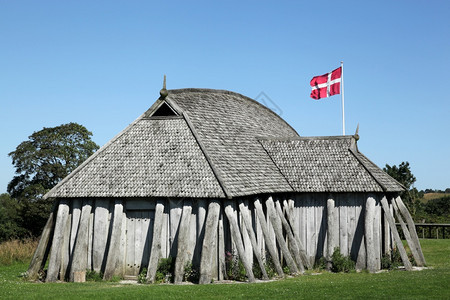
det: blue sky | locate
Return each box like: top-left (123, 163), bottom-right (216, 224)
top-left (1, 0), bottom-right (449, 193)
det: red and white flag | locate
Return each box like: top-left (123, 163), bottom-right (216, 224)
top-left (310, 67), bottom-right (342, 100)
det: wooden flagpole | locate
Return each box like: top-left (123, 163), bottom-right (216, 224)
top-left (341, 61), bottom-right (345, 135)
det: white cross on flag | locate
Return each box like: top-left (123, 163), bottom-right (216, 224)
top-left (310, 67), bottom-right (342, 100)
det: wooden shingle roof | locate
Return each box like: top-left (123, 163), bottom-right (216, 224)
top-left (44, 88), bottom-right (404, 199)
top-left (259, 136), bottom-right (405, 193)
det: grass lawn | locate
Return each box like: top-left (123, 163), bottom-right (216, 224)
top-left (0, 239), bottom-right (448, 299)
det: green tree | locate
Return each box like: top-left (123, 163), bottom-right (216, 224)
top-left (383, 161), bottom-right (420, 216)
top-left (7, 123), bottom-right (99, 237)
top-left (0, 193), bottom-right (27, 241)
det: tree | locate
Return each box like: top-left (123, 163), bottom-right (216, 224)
top-left (0, 193), bottom-right (27, 241)
top-left (7, 123), bottom-right (99, 237)
top-left (383, 161), bottom-right (420, 216)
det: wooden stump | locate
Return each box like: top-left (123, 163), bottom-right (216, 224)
top-left (73, 271), bottom-right (86, 283)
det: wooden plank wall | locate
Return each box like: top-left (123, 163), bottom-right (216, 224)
top-left (292, 193), bottom-right (375, 265)
top-left (37, 193), bottom-right (396, 282)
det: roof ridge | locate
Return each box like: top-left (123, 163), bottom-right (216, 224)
top-left (258, 140), bottom-right (295, 192)
top-left (350, 149), bottom-right (406, 191)
top-left (168, 88), bottom-right (300, 137)
top-left (43, 112), bottom-right (146, 199)
top-left (182, 111), bottom-right (232, 199)
top-left (258, 135), bottom-right (355, 142)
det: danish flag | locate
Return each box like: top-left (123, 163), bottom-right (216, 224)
top-left (310, 67), bottom-right (342, 100)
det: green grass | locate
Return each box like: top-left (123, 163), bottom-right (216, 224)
top-left (0, 239), bottom-right (449, 299)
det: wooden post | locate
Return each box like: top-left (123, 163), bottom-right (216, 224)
top-left (60, 207), bottom-right (72, 281)
top-left (224, 202), bottom-right (255, 282)
top-left (238, 201), bottom-right (269, 280)
top-left (394, 196), bottom-right (426, 266)
top-left (46, 199), bottom-right (70, 282)
top-left (283, 200), bottom-right (310, 270)
top-left (199, 200), bottom-right (220, 284)
top-left (383, 204), bottom-right (391, 256)
top-left (146, 200), bottom-right (165, 283)
top-left (27, 202), bottom-right (58, 280)
top-left (93, 199), bottom-right (110, 273)
top-left (380, 196), bottom-right (412, 270)
top-left (174, 201), bottom-right (192, 284)
top-left (326, 196), bottom-right (337, 270)
top-left (254, 199), bottom-right (284, 277)
top-left (266, 197), bottom-right (299, 274)
top-left (70, 200), bottom-right (93, 282)
top-left (365, 195), bottom-right (377, 273)
top-left (391, 199), bottom-right (423, 267)
top-left (103, 200), bottom-right (124, 280)
top-left (218, 213), bottom-right (226, 281)
top-left (275, 200), bottom-right (305, 273)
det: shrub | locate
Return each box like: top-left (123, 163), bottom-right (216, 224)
top-left (154, 257), bottom-right (174, 283)
top-left (137, 268), bottom-right (147, 284)
top-left (184, 262), bottom-right (199, 283)
top-left (315, 256), bottom-right (327, 271)
top-left (225, 250), bottom-right (246, 281)
top-left (85, 270), bottom-right (103, 282)
top-left (263, 254), bottom-right (277, 279)
top-left (330, 247), bottom-right (355, 273)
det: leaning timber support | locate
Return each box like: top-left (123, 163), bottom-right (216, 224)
top-left (391, 198), bottom-right (423, 267)
top-left (283, 200), bottom-right (310, 270)
top-left (266, 197), bottom-right (299, 274)
top-left (380, 196), bottom-right (412, 270)
top-left (254, 199), bottom-right (284, 277)
top-left (103, 200), bottom-right (124, 280)
top-left (365, 195), bottom-right (377, 273)
top-left (238, 201), bottom-right (269, 280)
top-left (199, 201), bottom-right (221, 284)
top-left (70, 200), bottom-right (93, 282)
top-left (146, 200), bottom-right (165, 283)
top-left (174, 201), bottom-right (192, 284)
top-left (326, 196), bottom-right (337, 271)
top-left (27, 201), bottom-right (58, 280)
top-left (46, 199), bottom-right (70, 282)
top-left (224, 202), bottom-right (255, 282)
top-left (92, 199), bottom-right (110, 273)
top-left (274, 200), bottom-right (304, 273)
top-left (395, 196), bottom-right (426, 266)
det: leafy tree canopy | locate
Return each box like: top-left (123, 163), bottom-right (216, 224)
top-left (8, 122), bottom-right (99, 200)
top-left (383, 161), bottom-right (416, 190)
top-left (5, 123), bottom-right (99, 238)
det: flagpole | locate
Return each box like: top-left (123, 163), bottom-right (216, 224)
top-left (341, 61), bottom-right (345, 135)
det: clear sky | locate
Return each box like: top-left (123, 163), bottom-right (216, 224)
top-left (1, 0), bottom-right (449, 193)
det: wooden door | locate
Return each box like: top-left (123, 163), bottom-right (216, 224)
top-left (125, 210), bottom-right (154, 276)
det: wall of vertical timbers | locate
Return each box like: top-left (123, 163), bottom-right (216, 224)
top-left (27, 192), bottom-right (425, 283)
